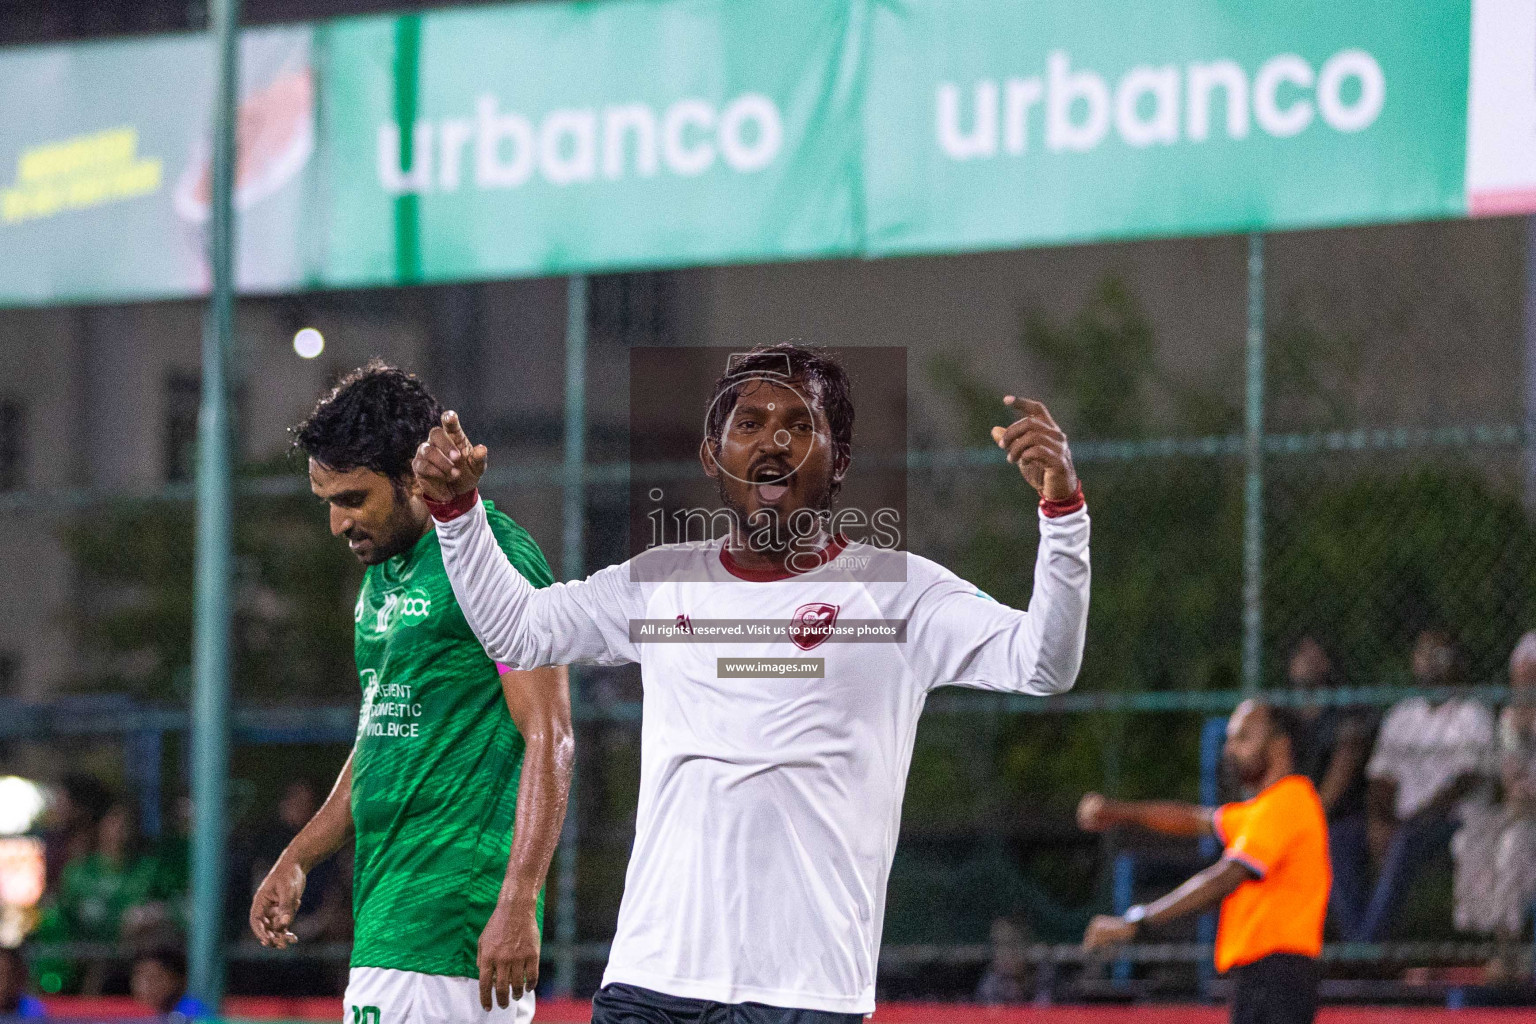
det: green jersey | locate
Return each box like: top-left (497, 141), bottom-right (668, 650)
top-left (46, 851), bottom-right (162, 942)
top-left (350, 501), bottom-right (554, 977)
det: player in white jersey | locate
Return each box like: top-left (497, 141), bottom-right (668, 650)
top-left (413, 344), bottom-right (1090, 1024)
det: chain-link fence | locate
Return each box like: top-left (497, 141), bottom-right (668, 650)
top-left (2, 219), bottom-right (1534, 1003)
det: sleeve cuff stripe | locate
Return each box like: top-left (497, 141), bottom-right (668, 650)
top-left (1040, 482), bottom-right (1086, 518)
top-left (1225, 852), bottom-right (1267, 879)
top-left (427, 488), bottom-right (479, 522)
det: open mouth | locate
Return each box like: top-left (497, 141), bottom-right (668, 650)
top-left (752, 464), bottom-right (792, 505)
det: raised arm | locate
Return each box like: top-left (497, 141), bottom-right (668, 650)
top-left (909, 507), bottom-right (1090, 695)
top-left (415, 412), bottom-right (642, 669)
top-left (1077, 792), bottom-right (1216, 838)
top-left (909, 396), bottom-right (1089, 696)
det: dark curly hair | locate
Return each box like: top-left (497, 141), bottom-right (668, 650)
top-left (705, 343), bottom-right (854, 472)
top-left (291, 361), bottom-right (442, 484)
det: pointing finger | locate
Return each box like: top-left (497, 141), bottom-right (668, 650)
top-left (1005, 396), bottom-right (1055, 426)
top-left (442, 411), bottom-right (474, 457)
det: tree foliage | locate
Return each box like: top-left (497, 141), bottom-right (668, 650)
top-left (898, 272), bottom-right (1536, 943)
top-left (63, 479), bottom-right (360, 705)
top-left (922, 272), bottom-right (1536, 805)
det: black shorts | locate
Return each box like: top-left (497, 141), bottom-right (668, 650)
top-left (1229, 953), bottom-right (1321, 1024)
top-left (591, 983), bottom-right (864, 1024)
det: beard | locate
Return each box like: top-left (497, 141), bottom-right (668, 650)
top-left (353, 499), bottom-right (427, 564)
top-left (1221, 753), bottom-right (1267, 791)
top-left (716, 474), bottom-right (836, 556)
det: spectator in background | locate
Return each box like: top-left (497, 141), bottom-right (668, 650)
top-left (34, 803), bottom-right (171, 993)
top-left (1286, 637), bottom-right (1378, 936)
top-left (143, 796), bottom-right (193, 936)
top-left (247, 781), bottom-right (349, 945)
top-left (1352, 629), bottom-right (1495, 941)
top-left (226, 781), bottom-right (353, 997)
top-left (974, 916), bottom-right (1037, 1005)
top-left (55, 803), bottom-right (159, 941)
top-left (0, 947), bottom-right (46, 1018)
top-left (1451, 632), bottom-right (1536, 976)
top-left (129, 948), bottom-right (208, 1019)
top-left (249, 781), bottom-right (320, 882)
top-left (40, 775), bottom-right (111, 892)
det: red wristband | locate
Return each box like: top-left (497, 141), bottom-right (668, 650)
top-left (1040, 481), bottom-right (1085, 518)
top-left (425, 488), bottom-right (479, 522)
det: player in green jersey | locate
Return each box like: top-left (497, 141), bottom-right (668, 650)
top-left (249, 363), bottom-right (573, 1024)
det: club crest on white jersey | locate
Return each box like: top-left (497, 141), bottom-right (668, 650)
top-left (789, 601), bottom-right (839, 650)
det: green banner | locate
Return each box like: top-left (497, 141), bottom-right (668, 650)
top-left (0, 0), bottom-right (1531, 306)
top-left (865, 0), bottom-right (1471, 254)
top-left (315, 0), bottom-right (863, 286)
top-left (0, 27), bottom-right (318, 304)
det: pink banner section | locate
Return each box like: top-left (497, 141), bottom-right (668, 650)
top-left (1469, 187), bottom-right (1536, 217)
top-left (1466, 0), bottom-right (1536, 217)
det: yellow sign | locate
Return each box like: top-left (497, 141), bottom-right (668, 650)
top-left (2, 126), bottom-right (161, 223)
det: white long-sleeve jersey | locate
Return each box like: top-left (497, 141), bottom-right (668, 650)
top-left (435, 499), bottom-right (1090, 1014)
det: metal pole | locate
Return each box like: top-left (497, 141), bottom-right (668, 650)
top-left (553, 275), bottom-right (589, 996)
top-left (188, 0), bottom-right (240, 1006)
top-left (1241, 233), bottom-right (1265, 694)
top-left (1195, 715), bottom-right (1227, 996)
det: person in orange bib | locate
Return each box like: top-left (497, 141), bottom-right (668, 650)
top-left (1078, 699), bottom-right (1331, 1024)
